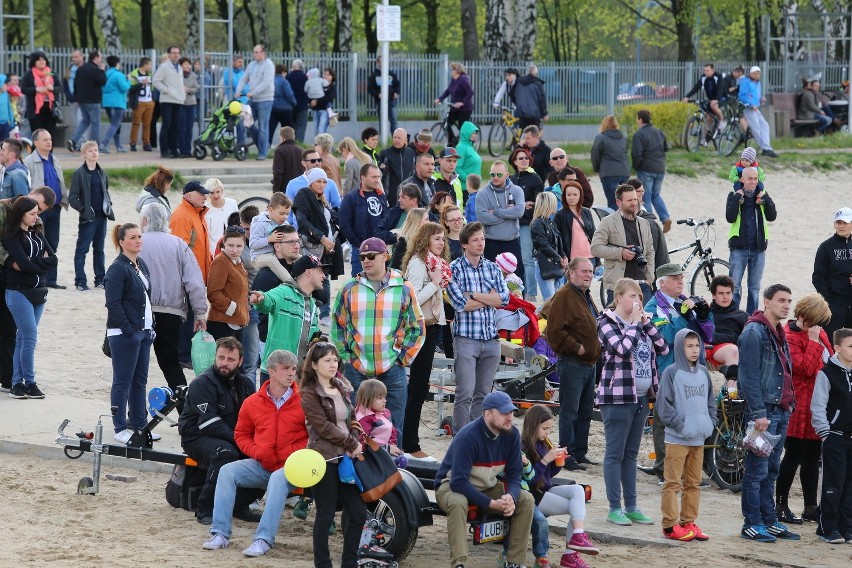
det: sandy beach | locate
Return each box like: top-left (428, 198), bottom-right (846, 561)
top-left (1, 164), bottom-right (850, 567)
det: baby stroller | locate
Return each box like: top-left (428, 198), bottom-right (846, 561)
top-left (192, 100), bottom-right (251, 161)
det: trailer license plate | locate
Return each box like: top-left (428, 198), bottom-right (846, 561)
top-left (478, 519), bottom-right (509, 543)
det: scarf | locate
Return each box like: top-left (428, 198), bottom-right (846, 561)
top-left (413, 140), bottom-right (431, 155)
top-left (32, 66), bottom-right (55, 115)
top-left (425, 251), bottom-right (451, 289)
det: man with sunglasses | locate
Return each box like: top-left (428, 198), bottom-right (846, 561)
top-left (549, 149), bottom-right (594, 208)
top-left (339, 164), bottom-right (389, 276)
top-left (332, 237), bottom-right (424, 443)
top-left (475, 161), bottom-right (526, 284)
top-left (284, 148), bottom-right (341, 228)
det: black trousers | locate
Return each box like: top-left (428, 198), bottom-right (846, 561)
top-left (484, 238), bottom-right (525, 286)
top-left (205, 320), bottom-right (243, 345)
top-left (152, 313), bottom-right (188, 410)
top-left (159, 102), bottom-right (182, 156)
top-left (819, 433), bottom-right (852, 533)
top-left (777, 436), bottom-right (822, 508)
top-left (268, 108), bottom-right (294, 145)
top-left (0, 276), bottom-right (16, 389)
top-left (447, 108), bottom-right (471, 147)
top-left (827, 300), bottom-right (852, 345)
top-left (313, 462), bottom-right (369, 568)
top-left (183, 437), bottom-right (256, 518)
top-left (517, 116), bottom-right (542, 131)
top-left (402, 324), bottom-right (439, 453)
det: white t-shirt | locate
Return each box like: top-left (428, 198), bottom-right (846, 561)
top-left (205, 198), bottom-right (239, 251)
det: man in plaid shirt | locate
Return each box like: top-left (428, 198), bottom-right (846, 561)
top-left (332, 237), bottom-right (424, 442)
top-left (447, 222), bottom-right (510, 431)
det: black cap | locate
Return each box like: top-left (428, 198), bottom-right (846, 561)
top-left (291, 254), bottom-right (330, 279)
top-left (183, 181), bottom-right (211, 195)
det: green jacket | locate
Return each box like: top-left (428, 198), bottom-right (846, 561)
top-left (253, 281), bottom-right (319, 370)
top-left (455, 121), bottom-right (482, 183)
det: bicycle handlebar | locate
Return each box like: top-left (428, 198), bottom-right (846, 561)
top-left (677, 217), bottom-right (715, 227)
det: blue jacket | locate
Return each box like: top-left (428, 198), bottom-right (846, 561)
top-left (0, 161), bottom-right (30, 199)
top-left (737, 315), bottom-right (793, 420)
top-left (644, 291), bottom-right (714, 373)
top-left (104, 254), bottom-right (152, 334)
top-left (339, 188), bottom-right (389, 248)
top-left (739, 77), bottom-right (762, 108)
top-left (0, 86), bottom-right (14, 126)
top-left (102, 67), bottom-right (130, 109)
top-left (222, 67), bottom-right (248, 103)
top-left (273, 75), bottom-right (297, 110)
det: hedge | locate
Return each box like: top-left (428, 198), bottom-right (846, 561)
top-left (617, 101), bottom-right (695, 149)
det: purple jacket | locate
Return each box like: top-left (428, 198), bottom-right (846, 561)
top-left (438, 74), bottom-right (474, 113)
top-left (597, 309), bottom-right (669, 405)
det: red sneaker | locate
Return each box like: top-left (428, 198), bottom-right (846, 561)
top-left (681, 522), bottom-right (710, 541)
top-left (559, 552), bottom-right (591, 568)
top-left (567, 532), bottom-right (600, 555)
top-left (534, 557), bottom-right (552, 568)
top-left (663, 524), bottom-right (695, 541)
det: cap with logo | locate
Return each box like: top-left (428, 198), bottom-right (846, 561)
top-left (183, 180), bottom-right (211, 195)
top-left (291, 254), bottom-right (330, 279)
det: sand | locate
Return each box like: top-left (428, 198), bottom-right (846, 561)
top-left (1, 167), bottom-right (850, 567)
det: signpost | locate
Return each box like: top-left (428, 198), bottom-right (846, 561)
top-left (376, 2), bottom-right (401, 143)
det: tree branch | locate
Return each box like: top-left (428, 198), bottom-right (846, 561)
top-left (612, 0), bottom-right (677, 35)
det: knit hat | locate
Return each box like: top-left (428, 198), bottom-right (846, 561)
top-left (495, 252), bottom-right (518, 274)
top-left (416, 128), bottom-right (432, 143)
top-left (740, 147), bottom-right (757, 163)
top-left (304, 167), bottom-right (328, 186)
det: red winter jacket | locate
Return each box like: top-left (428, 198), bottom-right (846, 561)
top-left (235, 380), bottom-right (309, 472)
top-left (784, 323), bottom-right (833, 441)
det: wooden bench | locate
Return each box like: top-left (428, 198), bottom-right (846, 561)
top-left (770, 92), bottom-right (819, 137)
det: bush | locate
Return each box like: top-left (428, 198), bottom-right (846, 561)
top-left (617, 101), bottom-right (695, 149)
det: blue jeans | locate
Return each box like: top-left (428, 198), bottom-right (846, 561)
top-left (728, 248), bottom-right (766, 315)
top-left (40, 206), bottom-right (61, 285)
top-left (557, 357), bottom-right (596, 462)
top-left (313, 108), bottom-right (329, 136)
top-left (243, 308), bottom-right (260, 385)
top-left (741, 405), bottom-right (790, 526)
top-left (600, 175), bottom-right (628, 210)
top-left (250, 100), bottom-right (273, 156)
top-left (344, 362), bottom-right (408, 443)
top-left (504, 505), bottom-right (549, 559)
top-left (108, 329), bottom-right (154, 433)
top-left (101, 107), bottom-right (124, 150)
top-left (74, 216), bottom-right (107, 287)
top-left (293, 107), bottom-right (309, 143)
top-left (71, 103), bottom-right (101, 146)
top-left (5, 289), bottom-right (45, 386)
top-left (178, 104), bottom-right (196, 155)
top-left (211, 459), bottom-right (291, 544)
top-left (600, 397), bottom-right (649, 510)
top-left (350, 246), bottom-right (363, 277)
top-left (519, 224), bottom-right (537, 297)
top-left (636, 171), bottom-right (669, 223)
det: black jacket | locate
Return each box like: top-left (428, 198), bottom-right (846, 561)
top-left (378, 145), bottom-right (416, 205)
top-left (104, 254), bottom-right (152, 335)
top-left (710, 302), bottom-right (748, 345)
top-left (313, 82), bottom-right (336, 111)
top-left (631, 123), bottom-right (669, 174)
top-left (685, 72), bottom-right (721, 100)
top-left (20, 70), bottom-right (55, 119)
top-left (638, 209), bottom-right (670, 269)
top-left (813, 233), bottom-right (852, 302)
top-left (526, 141), bottom-right (552, 184)
top-left (591, 129), bottom-right (630, 179)
top-left (530, 216), bottom-right (565, 279)
top-left (510, 170), bottom-right (544, 226)
top-left (73, 61), bottom-right (107, 105)
top-left (513, 74), bottom-right (548, 120)
top-left (272, 140), bottom-right (304, 193)
top-left (725, 190), bottom-right (776, 251)
top-left (285, 70), bottom-right (309, 110)
top-left (69, 163), bottom-right (114, 222)
top-left (178, 366), bottom-right (256, 446)
top-left (293, 187), bottom-right (331, 246)
top-left (375, 206), bottom-right (405, 245)
top-left (400, 174), bottom-right (436, 207)
top-left (718, 73), bottom-right (739, 101)
top-left (2, 229), bottom-right (56, 290)
top-left (367, 67), bottom-right (401, 101)
top-left (554, 207), bottom-right (595, 260)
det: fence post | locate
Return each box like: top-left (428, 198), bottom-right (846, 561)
top-left (349, 51), bottom-right (358, 122)
top-left (685, 61), bottom-right (694, 95)
top-left (607, 61), bottom-right (615, 115)
top-left (439, 53), bottom-right (449, 94)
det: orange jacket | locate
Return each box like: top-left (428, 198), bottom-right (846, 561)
top-left (169, 198), bottom-right (212, 280)
top-left (234, 380), bottom-right (309, 472)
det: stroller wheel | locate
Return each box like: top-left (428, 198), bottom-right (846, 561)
top-left (192, 143), bottom-right (207, 160)
top-left (211, 145), bottom-right (226, 161)
top-left (234, 144), bottom-right (248, 161)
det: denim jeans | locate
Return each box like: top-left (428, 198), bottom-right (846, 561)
top-left (344, 362), bottom-right (408, 443)
top-left (313, 108), bottom-right (329, 137)
top-left (741, 405), bottom-right (790, 526)
top-left (108, 329), bottom-right (154, 433)
top-left (728, 248), bottom-right (766, 315)
top-left (350, 246), bottom-right (363, 277)
top-left (71, 103), bottom-right (101, 146)
top-left (557, 357), bottom-right (597, 462)
top-left (250, 100), bottom-right (273, 156)
top-left (211, 459), bottom-right (290, 544)
top-left (636, 171), bottom-right (670, 223)
top-left (535, 261), bottom-right (557, 301)
top-left (5, 289), bottom-right (45, 386)
top-left (293, 108), bottom-right (309, 143)
top-left (40, 206), bottom-right (61, 285)
top-left (601, 175), bottom-right (628, 210)
top-left (600, 397), bottom-right (649, 510)
top-left (519, 224), bottom-right (537, 297)
top-left (178, 104), bottom-right (196, 156)
top-left (504, 505), bottom-right (549, 559)
top-left (814, 113), bottom-right (833, 133)
top-left (242, 308), bottom-right (260, 384)
top-left (74, 216), bottom-right (107, 287)
top-left (101, 107), bottom-right (124, 150)
top-left (388, 98), bottom-right (399, 132)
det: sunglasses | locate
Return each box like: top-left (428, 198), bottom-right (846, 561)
top-left (516, 155), bottom-right (530, 161)
top-left (489, 172), bottom-right (505, 178)
top-left (307, 158), bottom-right (323, 163)
top-left (359, 252), bottom-right (383, 261)
top-left (226, 225), bottom-right (246, 234)
top-left (551, 154), bottom-right (567, 160)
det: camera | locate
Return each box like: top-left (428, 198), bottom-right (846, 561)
top-left (628, 245), bottom-right (647, 268)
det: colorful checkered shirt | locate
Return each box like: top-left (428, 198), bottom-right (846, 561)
top-left (331, 269), bottom-right (424, 376)
top-left (447, 255), bottom-right (510, 341)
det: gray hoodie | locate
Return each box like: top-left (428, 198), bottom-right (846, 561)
top-left (474, 178), bottom-right (525, 241)
top-left (657, 328), bottom-right (718, 446)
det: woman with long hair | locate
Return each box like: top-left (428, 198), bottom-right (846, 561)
top-left (440, 205), bottom-right (464, 261)
top-left (510, 146), bottom-right (545, 301)
top-left (136, 165), bottom-right (175, 214)
top-left (20, 51), bottom-right (57, 137)
top-left (530, 191), bottom-right (567, 301)
top-left (597, 278), bottom-right (668, 526)
top-left (554, 177), bottom-right (595, 263)
top-left (311, 68), bottom-right (337, 136)
top-left (104, 223), bottom-right (155, 443)
top-left (294, 168), bottom-right (337, 323)
top-left (428, 191), bottom-right (454, 221)
top-left (101, 55), bottom-right (131, 153)
top-left (401, 222), bottom-right (451, 459)
top-left (337, 136), bottom-right (372, 195)
top-left (389, 207), bottom-right (428, 270)
top-left (3, 196), bottom-right (56, 399)
top-left (315, 133), bottom-right (342, 189)
top-left (299, 341), bottom-right (367, 568)
top-left (590, 114), bottom-right (630, 209)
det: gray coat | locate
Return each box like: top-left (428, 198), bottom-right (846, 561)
top-left (24, 152), bottom-right (68, 209)
top-left (137, 230), bottom-right (208, 320)
top-left (591, 129), bottom-right (630, 178)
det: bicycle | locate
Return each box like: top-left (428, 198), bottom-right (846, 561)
top-left (702, 388), bottom-right (747, 492)
top-left (430, 102), bottom-right (480, 151)
top-left (683, 99), bottom-right (721, 153)
top-left (717, 101), bottom-right (753, 157)
top-left (668, 217), bottom-right (730, 298)
top-left (487, 106), bottom-right (523, 157)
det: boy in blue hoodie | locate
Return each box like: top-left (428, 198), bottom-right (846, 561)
top-left (657, 329), bottom-right (718, 542)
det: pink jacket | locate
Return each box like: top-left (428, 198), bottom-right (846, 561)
top-left (355, 406), bottom-right (398, 447)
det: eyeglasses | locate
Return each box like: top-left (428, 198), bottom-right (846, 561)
top-left (446, 216), bottom-right (463, 223)
top-left (515, 155), bottom-right (530, 161)
top-left (281, 239), bottom-right (301, 245)
top-left (489, 172), bottom-right (505, 178)
top-left (359, 252), bottom-right (382, 261)
top-left (551, 154), bottom-right (567, 160)
top-left (226, 225), bottom-right (246, 234)
top-left (307, 158), bottom-right (323, 163)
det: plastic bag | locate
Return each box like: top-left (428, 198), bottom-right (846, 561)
top-left (191, 331), bottom-right (217, 375)
top-left (743, 420), bottom-right (782, 458)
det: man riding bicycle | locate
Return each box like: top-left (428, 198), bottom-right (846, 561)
top-left (492, 68), bottom-right (518, 110)
top-left (683, 63), bottom-right (726, 132)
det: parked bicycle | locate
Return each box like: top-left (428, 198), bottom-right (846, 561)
top-left (430, 102), bottom-right (480, 151)
top-left (487, 106), bottom-right (523, 157)
top-left (703, 388), bottom-right (747, 492)
top-left (683, 99), bottom-right (722, 152)
top-left (668, 217), bottom-right (730, 299)
top-left (717, 101), bottom-right (753, 157)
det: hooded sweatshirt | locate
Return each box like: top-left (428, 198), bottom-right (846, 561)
top-left (656, 329), bottom-right (718, 446)
top-left (813, 232), bottom-right (852, 301)
top-left (811, 354), bottom-right (852, 438)
top-left (474, 178), bottom-right (525, 241)
top-left (455, 121), bottom-right (481, 183)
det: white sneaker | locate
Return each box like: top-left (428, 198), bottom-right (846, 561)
top-left (114, 429), bottom-right (134, 444)
top-left (242, 538), bottom-right (271, 557)
top-left (285, 496), bottom-right (300, 508)
top-left (150, 432), bottom-right (162, 441)
top-left (404, 452), bottom-right (438, 462)
top-left (202, 533), bottom-right (230, 550)
top-left (719, 119), bottom-right (728, 130)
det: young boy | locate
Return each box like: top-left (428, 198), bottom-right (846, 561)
top-left (728, 146), bottom-right (766, 186)
top-left (656, 329), bottom-right (718, 542)
top-left (249, 192), bottom-right (292, 260)
top-left (811, 327), bottom-right (852, 544)
top-left (464, 173), bottom-right (481, 223)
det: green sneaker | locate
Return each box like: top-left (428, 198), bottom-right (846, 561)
top-left (624, 509), bottom-right (654, 525)
top-left (607, 510), bottom-right (633, 526)
top-left (293, 496), bottom-right (311, 520)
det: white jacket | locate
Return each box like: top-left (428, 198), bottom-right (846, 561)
top-left (152, 60), bottom-right (186, 105)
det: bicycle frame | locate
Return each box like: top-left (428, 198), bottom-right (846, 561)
top-left (501, 108), bottom-right (522, 142)
top-left (667, 238), bottom-right (706, 273)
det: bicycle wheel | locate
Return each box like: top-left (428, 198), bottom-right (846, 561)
top-left (684, 115), bottom-right (704, 153)
top-left (238, 196), bottom-right (270, 210)
top-left (430, 122), bottom-right (446, 145)
top-left (690, 258), bottom-right (730, 298)
top-left (717, 123), bottom-right (743, 157)
top-left (488, 121), bottom-right (509, 157)
top-left (703, 403), bottom-right (746, 492)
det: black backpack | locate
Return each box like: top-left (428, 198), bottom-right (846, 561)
top-left (165, 464), bottom-right (206, 511)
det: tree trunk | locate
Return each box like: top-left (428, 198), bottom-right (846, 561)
top-left (744, 8), bottom-right (752, 61)
top-left (512, 0), bottom-right (537, 60)
top-left (87, 0), bottom-right (98, 48)
top-left (95, 0), bottom-right (121, 52)
top-left (334, 0), bottom-right (353, 52)
top-left (240, 0), bottom-right (259, 47)
top-left (280, 0), bottom-right (290, 51)
top-left (294, 0), bottom-right (305, 52)
top-left (671, 0), bottom-right (695, 62)
top-left (139, 0), bottom-right (154, 49)
top-left (484, 0), bottom-right (506, 60)
top-left (363, 0), bottom-right (377, 54)
top-left (254, 0), bottom-right (270, 47)
top-left (422, 0), bottom-right (439, 54)
top-left (186, 0), bottom-right (199, 53)
top-left (51, 0), bottom-right (73, 47)
top-left (317, 0), bottom-right (328, 52)
top-left (72, 0), bottom-right (89, 47)
top-left (460, 0), bottom-right (479, 60)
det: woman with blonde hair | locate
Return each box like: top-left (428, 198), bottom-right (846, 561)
top-left (590, 114), bottom-right (629, 209)
top-left (337, 136), bottom-right (371, 194)
top-left (390, 207), bottom-right (428, 270)
top-left (314, 133), bottom-right (342, 189)
top-left (530, 191), bottom-right (567, 301)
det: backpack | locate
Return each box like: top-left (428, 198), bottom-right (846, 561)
top-left (165, 464), bottom-right (207, 511)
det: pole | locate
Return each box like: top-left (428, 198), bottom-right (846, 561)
top-left (847, 27), bottom-right (852, 131)
top-left (380, 0), bottom-right (390, 144)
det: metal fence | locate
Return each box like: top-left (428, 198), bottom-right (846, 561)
top-left (4, 46), bottom-right (850, 124)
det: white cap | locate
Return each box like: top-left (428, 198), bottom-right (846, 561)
top-left (749, 66), bottom-right (761, 74)
top-left (835, 207), bottom-right (852, 223)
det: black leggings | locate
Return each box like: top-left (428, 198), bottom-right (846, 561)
top-left (402, 324), bottom-right (439, 452)
top-left (777, 436), bottom-right (822, 508)
top-left (313, 462), bottom-right (368, 568)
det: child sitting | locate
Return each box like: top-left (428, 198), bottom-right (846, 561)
top-left (728, 147), bottom-right (766, 185)
top-left (464, 173), bottom-right (481, 223)
top-left (656, 329), bottom-right (717, 542)
top-left (248, 192), bottom-right (292, 261)
top-left (355, 379), bottom-right (407, 468)
top-left (496, 252), bottom-right (524, 298)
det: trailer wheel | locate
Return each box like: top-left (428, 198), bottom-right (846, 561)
top-left (77, 477), bottom-right (94, 495)
top-left (440, 417), bottom-right (453, 436)
top-left (369, 490), bottom-right (418, 561)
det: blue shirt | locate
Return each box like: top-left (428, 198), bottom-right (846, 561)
top-left (447, 255), bottom-right (509, 340)
top-left (38, 152), bottom-right (62, 204)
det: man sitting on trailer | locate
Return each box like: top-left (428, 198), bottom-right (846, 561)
top-left (202, 349), bottom-right (308, 557)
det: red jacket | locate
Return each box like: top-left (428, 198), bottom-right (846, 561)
top-left (234, 380), bottom-right (309, 472)
top-left (784, 323), bottom-right (833, 441)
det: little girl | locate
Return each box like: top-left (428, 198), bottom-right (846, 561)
top-left (354, 379), bottom-right (407, 468)
top-left (495, 252), bottom-right (524, 298)
top-left (522, 404), bottom-right (600, 568)
top-left (304, 68), bottom-right (329, 101)
top-left (728, 146), bottom-right (766, 184)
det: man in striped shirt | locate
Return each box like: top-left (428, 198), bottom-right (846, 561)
top-left (332, 237), bottom-right (424, 442)
top-left (447, 222), bottom-right (510, 432)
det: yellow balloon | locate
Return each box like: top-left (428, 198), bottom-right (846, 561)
top-left (228, 100), bottom-right (242, 115)
top-left (284, 448), bottom-right (327, 488)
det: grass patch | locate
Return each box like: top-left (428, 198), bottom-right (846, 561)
top-left (771, 132), bottom-right (852, 150)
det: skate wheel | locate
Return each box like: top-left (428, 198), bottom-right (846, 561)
top-left (77, 476), bottom-right (94, 495)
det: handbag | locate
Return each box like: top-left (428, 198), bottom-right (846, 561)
top-left (51, 104), bottom-right (64, 124)
top-left (300, 234), bottom-right (325, 258)
top-left (20, 287), bottom-right (48, 305)
top-left (102, 332), bottom-right (112, 358)
top-left (353, 436), bottom-right (403, 502)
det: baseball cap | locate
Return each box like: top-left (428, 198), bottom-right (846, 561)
top-left (290, 254), bottom-right (329, 279)
top-left (359, 237), bottom-right (388, 254)
top-left (482, 391), bottom-right (518, 414)
top-left (656, 263), bottom-right (685, 279)
top-left (439, 147), bottom-right (459, 159)
top-left (835, 207), bottom-right (852, 223)
top-left (749, 66), bottom-right (761, 74)
top-left (183, 180), bottom-right (211, 195)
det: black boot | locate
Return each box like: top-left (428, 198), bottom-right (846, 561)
top-left (802, 505), bottom-right (818, 523)
top-left (723, 364), bottom-right (739, 380)
top-left (776, 495), bottom-right (804, 525)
